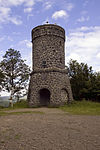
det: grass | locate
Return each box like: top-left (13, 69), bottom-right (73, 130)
top-left (0, 110), bottom-right (44, 116)
top-left (60, 100), bottom-right (100, 115)
top-left (13, 100), bottom-right (29, 108)
top-left (0, 100), bottom-right (44, 116)
top-left (0, 99), bottom-right (100, 115)
top-left (0, 100), bottom-right (28, 111)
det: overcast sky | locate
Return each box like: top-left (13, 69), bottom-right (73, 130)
top-left (0, 0), bottom-right (100, 74)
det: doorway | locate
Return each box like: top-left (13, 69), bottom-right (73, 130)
top-left (39, 88), bottom-right (50, 106)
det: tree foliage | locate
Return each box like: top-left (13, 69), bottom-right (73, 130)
top-left (0, 48), bottom-right (30, 98)
top-left (67, 59), bottom-right (100, 101)
top-left (0, 69), bottom-right (5, 91)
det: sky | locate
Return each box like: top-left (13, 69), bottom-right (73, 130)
top-left (0, 0), bottom-right (100, 96)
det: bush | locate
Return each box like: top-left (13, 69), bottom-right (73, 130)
top-left (13, 99), bottom-right (29, 108)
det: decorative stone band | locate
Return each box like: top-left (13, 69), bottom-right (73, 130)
top-left (30, 67), bottom-right (68, 75)
top-left (32, 24), bottom-right (65, 41)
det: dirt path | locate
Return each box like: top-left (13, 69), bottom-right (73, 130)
top-left (0, 108), bottom-right (100, 150)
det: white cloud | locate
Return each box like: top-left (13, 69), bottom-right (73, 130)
top-left (19, 40), bottom-right (32, 48)
top-left (0, 0), bottom-right (36, 24)
top-left (77, 16), bottom-right (89, 22)
top-left (27, 14), bottom-right (34, 20)
top-left (52, 10), bottom-right (68, 20)
top-left (0, 35), bottom-right (13, 42)
top-left (23, 51), bottom-right (32, 68)
top-left (24, 0), bottom-right (35, 7)
top-left (44, 1), bottom-right (52, 10)
top-left (7, 36), bottom-right (13, 41)
top-left (83, 0), bottom-right (89, 7)
top-left (0, 7), bottom-right (11, 22)
top-left (26, 41), bottom-right (32, 48)
top-left (66, 3), bottom-right (74, 11)
top-left (65, 26), bottom-right (100, 72)
top-left (0, 6), bottom-right (22, 25)
top-left (0, 50), bottom-right (4, 62)
top-left (0, 0), bottom-right (35, 7)
top-left (96, 53), bottom-right (100, 58)
top-left (0, 91), bottom-right (10, 96)
top-left (0, 36), bottom-right (5, 42)
top-left (12, 32), bottom-right (21, 35)
top-left (24, 7), bottom-right (33, 13)
top-left (9, 16), bottom-right (22, 25)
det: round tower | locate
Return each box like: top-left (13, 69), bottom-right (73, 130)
top-left (28, 24), bottom-right (73, 107)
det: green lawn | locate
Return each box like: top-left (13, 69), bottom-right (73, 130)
top-left (60, 100), bottom-right (100, 115)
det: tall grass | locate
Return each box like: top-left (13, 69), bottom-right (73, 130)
top-left (60, 100), bottom-right (100, 115)
top-left (13, 100), bottom-right (29, 108)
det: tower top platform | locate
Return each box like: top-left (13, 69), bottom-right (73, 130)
top-left (31, 24), bottom-right (65, 41)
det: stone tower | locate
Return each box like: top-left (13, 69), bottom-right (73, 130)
top-left (27, 24), bottom-right (73, 107)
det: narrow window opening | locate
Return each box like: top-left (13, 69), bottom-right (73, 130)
top-left (42, 61), bottom-right (47, 68)
top-left (59, 41), bottom-right (62, 46)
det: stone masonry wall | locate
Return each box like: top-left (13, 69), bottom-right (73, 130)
top-left (28, 24), bottom-right (73, 107)
top-left (32, 24), bottom-right (65, 70)
top-left (28, 71), bottom-right (73, 107)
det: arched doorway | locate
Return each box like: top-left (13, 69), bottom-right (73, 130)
top-left (61, 89), bottom-right (68, 103)
top-left (39, 88), bottom-right (50, 106)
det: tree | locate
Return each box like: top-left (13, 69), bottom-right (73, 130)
top-left (90, 72), bottom-right (100, 101)
top-left (0, 48), bottom-right (30, 100)
top-left (0, 69), bottom-right (5, 92)
top-left (67, 59), bottom-right (93, 100)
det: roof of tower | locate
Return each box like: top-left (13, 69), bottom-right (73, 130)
top-left (32, 24), bottom-right (65, 33)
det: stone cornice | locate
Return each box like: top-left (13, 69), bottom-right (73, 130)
top-left (30, 67), bottom-right (68, 75)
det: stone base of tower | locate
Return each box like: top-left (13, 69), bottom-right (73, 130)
top-left (27, 69), bottom-right (73, 107)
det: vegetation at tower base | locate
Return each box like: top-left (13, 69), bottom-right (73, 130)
top-left (60, 100), bottom-right (100, 115)
top-left (67, 59), bottom-right (100, 102)
top-left (0, 48), bottom-right (30, 100)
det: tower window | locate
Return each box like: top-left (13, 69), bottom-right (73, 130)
top-left (59, 41), bottom-right (62, 46)
top-left (42, 61), bottom-right (47, 68)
